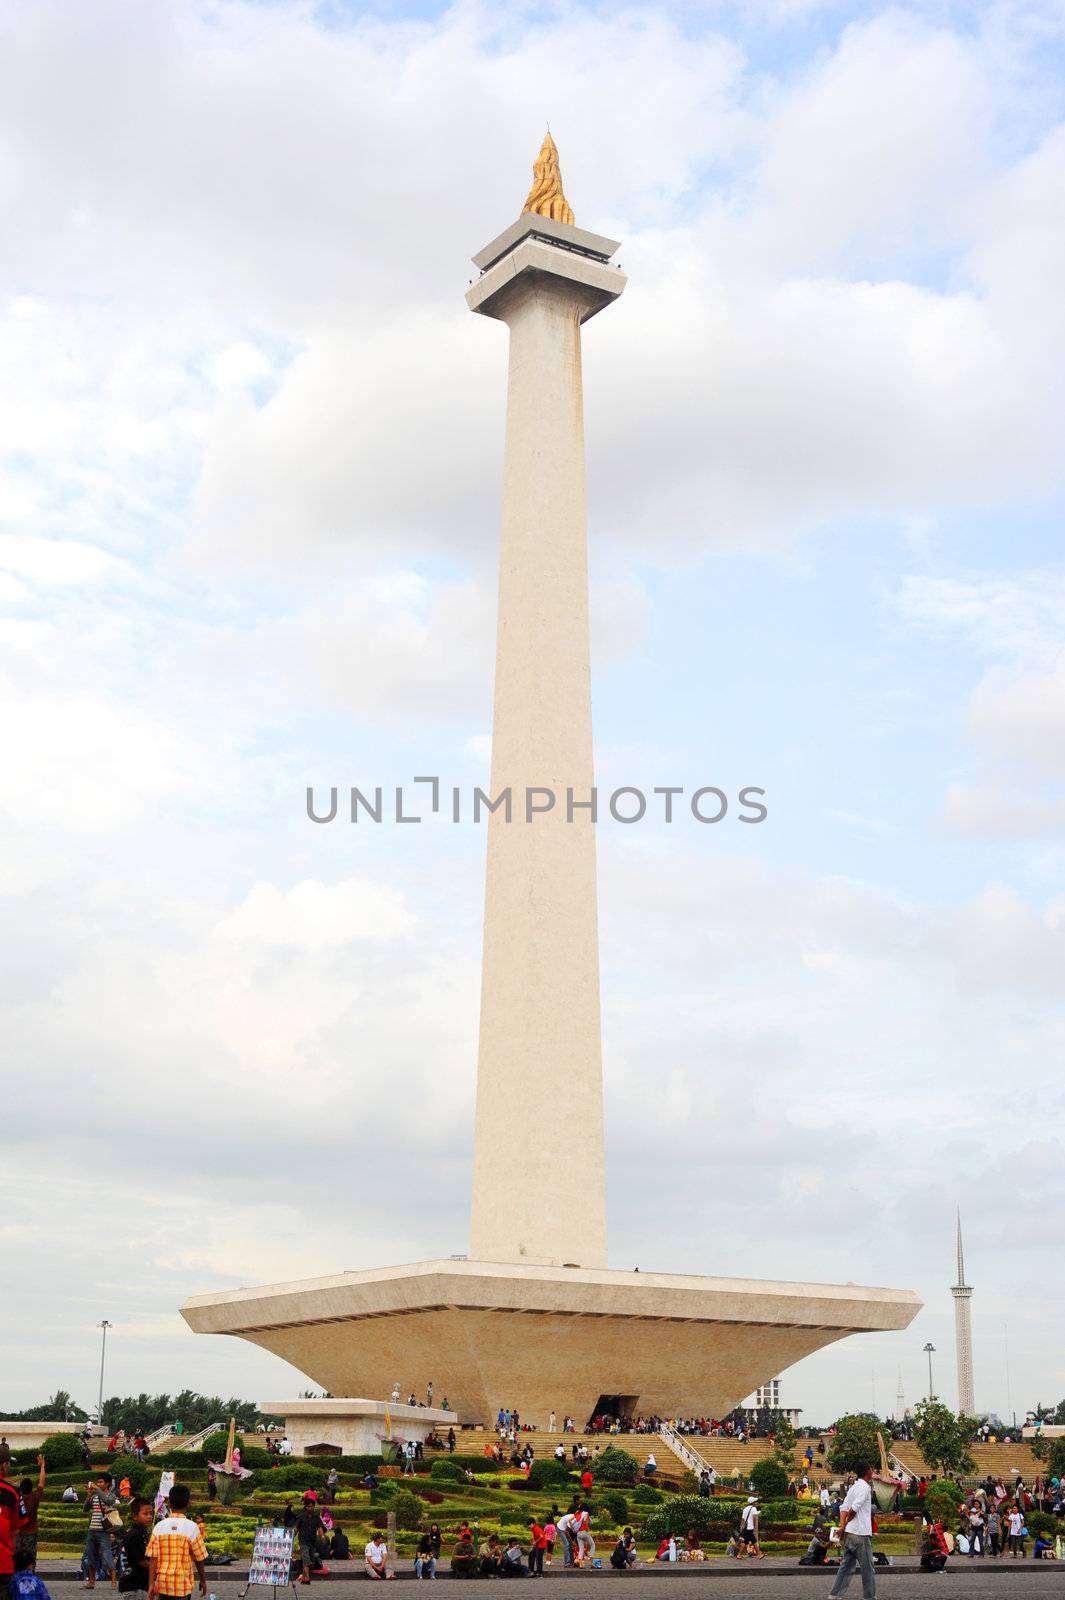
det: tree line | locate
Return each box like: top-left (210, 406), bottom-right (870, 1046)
top-left (0, 1389), bottom-right (271, 1434)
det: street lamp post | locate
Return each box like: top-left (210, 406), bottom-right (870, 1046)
top-left (97, 1320), bottom-right (113, 1427)
top-left (923, 1342), bottom-right (936, 1399)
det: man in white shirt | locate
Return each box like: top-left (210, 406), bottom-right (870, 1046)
top-left (555, 1512), bottom-right (578, 1568)
top-left (739, 1497), bottom-right (764, 1560)
top-left (830, 1462), bottom-right (876, 1598)
top-left (364, 1532), bottom-right (394, 1580)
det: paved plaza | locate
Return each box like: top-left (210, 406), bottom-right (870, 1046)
top-left (39, 1565), bottom-right (1063, 1599)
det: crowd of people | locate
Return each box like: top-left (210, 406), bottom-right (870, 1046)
top-left (3, 1409), bottom-right (1063, 1598)
top-left (0, 1447), bottom-right (212, 1600)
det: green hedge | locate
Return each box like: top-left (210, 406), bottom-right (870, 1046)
top-left (38, 1435), bottom-right (84, 1470)
top-left (599, 1491), bottom-right (630, 1525)
top-left (527, 1459), bottom-right (569, 1489)
top-left (641, 1495), bottom-right (739, 1538)
top-left (199, 1432), bottom-right (244, 1463)
top-left (594, 1447), bottom-right (639, 1486)
top-left (429, 1460), bottom-right (466, 1482)
top-left (749, 1458), bottom-right (789, 1499)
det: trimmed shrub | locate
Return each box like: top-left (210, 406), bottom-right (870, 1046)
top-left (639, 1494), bottom-right (736, 1539)
top-left (391, 1488), bottom-right (423, 1530)
top-left (932, 1480), bottom-right (964, 1505)
top-left (631, 1484), bottom-right (661, 1505)
top-left (429, 1460), bottom-right (465, 1483)
top-left (412, 1487), bottom-right (445, 1505)
top-left (594, 1447), bottom-right (638, 1487)
top-left (200, 1432), bottom-right (244, 1463)
top-left (527, 1459), bottom-right (569, 1489)
top-left (40, 1435), bottom-right (83, 1470)
top-left (438, 1456), bottom-right (498, 1474)
top-left (761, 1499), bottom-right (800, 1523)
top-left (255, 1465), bottom-right (333, 1492)
top-left (923, 1484), bottom-right (959, 1529)
top-left (599, 1491), bottom-right (630, 1526)
top-left (749, 1458), bottom-right (789, 1500)
top-left (1025, 1511), bottom-right (1057, 1537)
top-left (108, 1456), bottom-right (151, 1493)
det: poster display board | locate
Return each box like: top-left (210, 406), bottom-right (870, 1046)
top-left (247, 1526), bottom-right (295, 1587)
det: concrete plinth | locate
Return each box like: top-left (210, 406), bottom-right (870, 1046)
top-left (261, 1399), bottom-right (456, 1457)
top-left (182, 1258), bottom-right (920, 1427)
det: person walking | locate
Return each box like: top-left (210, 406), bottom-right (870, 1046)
top-left (829, 1462), bottom-right (876, 1599)
top-left (967, 1503), bottom-right (985, 1557)
top-left (294, 1494), bottom-right (323, 1584)
top-left (83, 1473), bottom-right (118, 1592)
top-left (739, 1498), bottom-right (764, 1561)
top-left (145, 1484), bottom-right (206, 1600)
top-left (526, 1521), bottom-right (546, 1577)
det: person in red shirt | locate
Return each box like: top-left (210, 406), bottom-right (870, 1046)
top-left (0, 1455), bottom-right (24, 1600)
top-left (526, 1522), bottom-right (547, 1577)
top-left (580, 1468), bottom-right (592, 1495)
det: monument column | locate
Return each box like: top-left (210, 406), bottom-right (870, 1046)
top-left (951, 1208), bottom-right (975, 1414)
top-left (466, 138), bottom-right (625, 1267)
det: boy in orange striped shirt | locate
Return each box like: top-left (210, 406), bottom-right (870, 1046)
top-left (146, 1487), bottom-right (206, 1600)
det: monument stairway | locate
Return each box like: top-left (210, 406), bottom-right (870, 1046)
top-left (657, 1425), bottom-right (709, 1476)
top-left (677, 1432), bottom-right (1042, 1485)
top-left (487, 1430), bottom-right (688, 1484)
top-left (163, 1420), bottom-right (226, 1453)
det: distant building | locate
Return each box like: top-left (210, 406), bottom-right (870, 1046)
top-left (742, 1378), bottom-right (802, 1426)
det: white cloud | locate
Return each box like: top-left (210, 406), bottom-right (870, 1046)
top-left (970, 653), bottom-right (1065, 776)
top-left (213, 876), bottom-right (416, 948)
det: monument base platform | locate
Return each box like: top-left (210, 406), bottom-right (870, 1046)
top-left (182, 1259), bottom-right (920, 1426)
top-left (263, 1398), bottom-right (456, 1457)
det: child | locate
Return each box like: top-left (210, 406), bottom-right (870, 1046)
top-left (12, 1549), bottom-right (52, 1600)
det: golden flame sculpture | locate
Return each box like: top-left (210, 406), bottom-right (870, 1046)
top-left (522, 132), bottom-right (574, 226)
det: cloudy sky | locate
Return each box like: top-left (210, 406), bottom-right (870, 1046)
top-left (3, 0), bottom-right (1064, 1426)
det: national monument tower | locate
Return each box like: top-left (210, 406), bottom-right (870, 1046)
top-left (952, 1209), bottom-right (975, 1415)
top-left (182, 138), bottom-right (920, 1429)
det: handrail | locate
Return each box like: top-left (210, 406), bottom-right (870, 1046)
top-left (658, 1425), bottom-right (708, 1476)
top-left (165, 1421), bottom-right (226, 1453)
